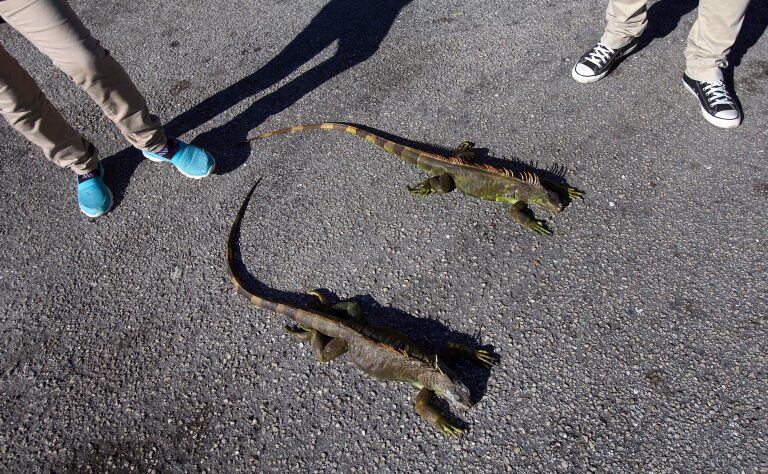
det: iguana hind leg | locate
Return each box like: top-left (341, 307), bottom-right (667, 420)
top-left (307, 291), bottom-right (363, 321)
top-left (414, 388), bottom-right (463, 436)
top-left (311, 331), bottom-right (348, 362)
top-left (286, 325), bottom-right (348, 362)
top-left (509, 201), bottom-right (553, 235)
top-left (441, 342), bottom-right (498, 368)
top-left (408, 174), bottom-right (455, 197)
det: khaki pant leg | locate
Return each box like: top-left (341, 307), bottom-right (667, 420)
top-left (685, 0), bottom-right (750, 82)
top-left (0, 43), bottom-right (97, 173)
top-left (601, 0), bottom-right (649, 49)
top-left (0, 0), bottom-right (167, 152)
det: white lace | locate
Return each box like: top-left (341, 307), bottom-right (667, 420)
top-left (584, 43), bottom-right (614, 67)
top-left (702, 81), bottom-right (734, 107)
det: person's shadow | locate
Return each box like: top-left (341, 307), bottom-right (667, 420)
top-left (632, 0), bottom-right (699, 55)
top-left (723, 0), bottom-right (768, 104)
top-left (105, 0), bottom-right (412, 206)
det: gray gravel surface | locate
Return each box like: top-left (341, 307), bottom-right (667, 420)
top-left (1, 0), bottom-right (767, 471)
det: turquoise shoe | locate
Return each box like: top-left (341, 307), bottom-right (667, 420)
top-left (77, 162), bottom-right (113, 218)
top-left (143, 139), bottom-right (215, 179)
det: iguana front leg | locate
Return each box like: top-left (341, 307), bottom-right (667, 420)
top-left (414, 388), bottom-right (463, 436)
top-left (441, 342), bottom-right (499, 368)
top-left (408, 174), bottom-right (455, 197)
top-left (509, 201), bottom-right (552, 235)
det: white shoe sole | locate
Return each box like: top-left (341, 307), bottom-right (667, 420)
top-left (682, 81), bottom-right (741, 129)
top-left (144, 153), bottom-right (215, 179)
top-left (571, 43), bottom-right (638, 84)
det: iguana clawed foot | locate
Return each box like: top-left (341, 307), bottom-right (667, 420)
top-left (542, 179), bottom-right (584, 203)
top-left (472, 349), bottom-right (499, 368)
top-left (509, 202), bottom-right (553, 236)
top-left (528, 220), bottom-right (553, 236)
top-left (307, 290), bottom-right (329, 308)
top-left (284, 324), bottom-right (311, 340)
top-left (566, 186), bottom-right (584, 200)
top-left (436, 416), bottom-right (464, 437)
top-left (443, 342), bottom-right (499, 368)
top-left (415, 387), bottom-right (467, 437)
top-left (307, 290), bottom-right (362, 320)
top-left (453, 140), bottom-right (476, 161)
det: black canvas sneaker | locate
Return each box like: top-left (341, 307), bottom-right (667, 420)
top-left (571, 38), bottom-right (639, 84)
top-left (682, 74), bottom-right (742, 129)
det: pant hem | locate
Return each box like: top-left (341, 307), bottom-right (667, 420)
top-left (685, 66), bottom-right (724, 82)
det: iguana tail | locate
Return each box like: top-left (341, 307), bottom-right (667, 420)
top-left (226, 177), bottom-right (284, 313)
top-left (243, 122), bottom-right (442, 165)
top-left (227, 179), bottom-right (362, 338)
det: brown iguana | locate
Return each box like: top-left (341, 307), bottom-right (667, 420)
top-left (227, 180), bottom-right (498, 435)
top-left (244, 122), bottom-right (583, 235)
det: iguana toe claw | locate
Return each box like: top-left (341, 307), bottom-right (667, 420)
top-left (455, 140), bottom-right (475, 151)
top-left (440, 421), bottom-right (464, 436)
top-left (284, 324), bottom-right (308, 335)
top-left (474, 350), bottom-right (499, 367)
top-left (567, 187), bottom-right (584, 200)
top-left (306, 290), bottom-right (329, 308)
top-left (529, 221), bottom-right (552, 236)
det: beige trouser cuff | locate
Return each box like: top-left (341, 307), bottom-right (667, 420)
top-left (600, 0), bottom-right (750, 82)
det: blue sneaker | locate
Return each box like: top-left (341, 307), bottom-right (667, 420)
top-left (76, 162), bottom-right (113, 218)
top-left (142, 139), bottom-right (215, 179)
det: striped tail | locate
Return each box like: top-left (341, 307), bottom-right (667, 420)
top-left (226, 177), bottom-right (295, 317)
top-left (226, 179), bottom-right (359, 339)
top-left (243, 122), bottom-right (439, 165)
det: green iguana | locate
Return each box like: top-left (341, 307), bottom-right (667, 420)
top-left (244, 122), bottom-right (583, 235)
top-left (228, 180), bottom-right (498, 436)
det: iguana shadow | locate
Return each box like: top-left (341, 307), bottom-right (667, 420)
top-left (104, 0), bottom-right (413, 207)
top-left (342, 122), bottom-right (585, 209)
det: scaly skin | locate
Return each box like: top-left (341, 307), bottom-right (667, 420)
top-left (244, 122), bottom-right (583, 235)
top-left (227, 180), bottom-right (498, 436)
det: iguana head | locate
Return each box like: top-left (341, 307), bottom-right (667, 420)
top-left (439, 381), bottom-right (472, 409)
top-left (528, 187), bottom-right (563, 213)
top-left (503, 172), bottom-right (563, 213)
top-left (427, 365), bottom-right (473, 409)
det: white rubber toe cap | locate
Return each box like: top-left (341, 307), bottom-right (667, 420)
top-left (714, 109), bottom-right (740, 120)
top-left (574, 63), bottom-right (595, 77)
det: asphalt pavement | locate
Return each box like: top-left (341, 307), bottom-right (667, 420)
top-left (1, 0), bottom-right (766, 471)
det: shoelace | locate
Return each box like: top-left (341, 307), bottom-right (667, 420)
top-left (584, 43), bottom-right (614, 67)
top-left (701, 81), bottom-right (734, 107)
